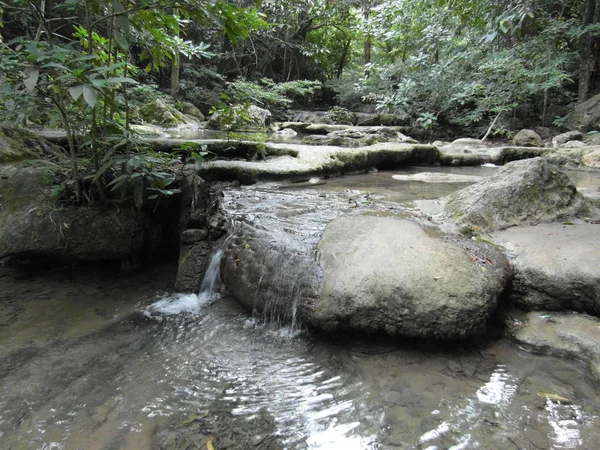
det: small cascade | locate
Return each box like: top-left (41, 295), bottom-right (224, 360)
top-left (197, 249), bottom-right (223, 303)
top-left (146, 249), bottom-right (224, 316)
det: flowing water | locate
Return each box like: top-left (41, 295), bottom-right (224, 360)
top-left (1, 167), bottom-right (599, 450)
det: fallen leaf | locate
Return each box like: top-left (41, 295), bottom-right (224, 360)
top-left (207, 438), bottom-right (215, 450)
top-left (537, 392), bottom-right (571, 403)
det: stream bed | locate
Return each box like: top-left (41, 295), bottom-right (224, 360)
top-left (1, 167), bottom-right (599, 450)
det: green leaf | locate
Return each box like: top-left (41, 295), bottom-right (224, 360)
top-left (82, 85), bottom-right (97, 108)
top-left (23, 68), bottom-right (40, 92)
top-left (113, 30), bottom-right (129, 50)
top-left (68, 85), bottom-right (84, 101)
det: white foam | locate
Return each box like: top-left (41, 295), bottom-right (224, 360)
top-left (481, 163), bottom-right (499, 167)
top-left (147, 292), bottom-right (215, 315)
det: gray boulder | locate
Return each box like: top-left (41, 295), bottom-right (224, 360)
top-left (138, 99), bottom-right (188, 127)
top-left (552, 130), bottom-right (583, 147)
top-left (311, 216), bottom-right (510, 338)
top-left (440, 138), bottom-right (486, 153)
top-left (222, 215), bottom-right (510, 339)
top-left (513, 129), bottom-right (542, 147)
top-left (490, 221), bottom-right (600, 315)
top-left (562, 93), bottom-right (600, 131)
top-left (0, 165), bottom-right (155, 261)
top-left (181, 102), bottom-right (205, 122)
top-left (510, 311), bottom-right (600, 379)
top-left (444, 158), bottom-right (588, 233)
top-left (208, 104), bottom-right (272, 131)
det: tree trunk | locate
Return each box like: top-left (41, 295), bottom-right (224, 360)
top-left (578, 0), bottom-right (597, 102)
top-left (170, 52), bottom-right (180, 97)
top-left (363, 0), bottom-right (372, 70)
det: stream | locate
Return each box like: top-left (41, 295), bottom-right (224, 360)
top-left (1, 167), bottom-right (599, 450)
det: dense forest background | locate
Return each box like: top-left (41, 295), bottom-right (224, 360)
top-left (1, 0), bottom-right (599, 203)
top-left (4, 1), bottom-right (600, 130)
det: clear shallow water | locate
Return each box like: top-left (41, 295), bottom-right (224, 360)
top-left (1, 271), bottom-right (599, 450)
top-left (1, 167), bottom-right (599, 449)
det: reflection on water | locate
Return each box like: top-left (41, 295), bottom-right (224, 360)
top-left (1, 168), bottom-right (599, 449)
top-left (1, 280), bottom-right (599, 450)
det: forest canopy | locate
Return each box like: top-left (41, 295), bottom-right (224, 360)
top-left (0, 0), bottom-right (598, 204)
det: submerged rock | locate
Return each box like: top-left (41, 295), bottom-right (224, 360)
top-left (222, 214), bottom-right (510, 339)
top-left (444, 157), bottom-right (588, 233)
top-left (510, 311), bottom-right (600, 379)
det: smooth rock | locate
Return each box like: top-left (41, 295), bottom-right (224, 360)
top-left (222, 214), bottom-right (511, 339)
top-left (175, 241), bottom-right (212, 293)
top-left (552, 130), bottom-right (583, 147)
top-left (490, 221), bottom-right (600, 314)
top-left (207, 104), bottom-right (272, 131)
top-left (444, 158), bottom-right (588, 233)
top-left (182, 229), bottom-right (208, 245)
top-left (139, 99), bottom-right (188, 127)
top-left (181, 102), bottom-right (205, 122)
top-left (582, 149), bottom-right (600, 168)
top-left (513, 129), bottom-right (542, 147)
top-left (391, 172), bottom-right (483, 183)
top-left (440, 138), bottom-right (486, 153)
top-left (310, 216), bottom-right (510, 338)
top-left (561, 140), bottom-right (587, 149)
top-left (511, 311), bottom-right (600, 378)
top-left (562, 93), bottom-right (600, 131)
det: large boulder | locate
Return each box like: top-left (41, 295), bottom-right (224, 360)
top-left (310, 216), bottom-right (510, 338)
top-left (0, 128), bottom-right (180, 262)
top-left (444, 158), bottom-right (588, 234)
top-left (0, 126), bottom-right (63, 163)
top-left (490, 221), bottom-right (600, 315)
top-left (562, 93), bottom-right (600, 131)
top-left (221, 215), bottom-right (510, 339)
top-left (138, 99), bottom-right (189, 127)
top-left (0, 165), bottom-right (156, 261)
top-left (208, 104), bottom-right (272, 132)
top-left (181, 102), bottom-right (205, 122)
top-left (513, 129), bottom-right (542, 147)
top-left (439, 138), bottom-right (486, 153)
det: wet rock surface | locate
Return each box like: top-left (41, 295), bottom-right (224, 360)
top-left (510, 310), bottom-right (600, 379)
top-left (220, 183), bottom-right (510, 339)
top-left (491, 221), bottom-right (600, 315)
top-left (311, 216), bottom-right (510, 339)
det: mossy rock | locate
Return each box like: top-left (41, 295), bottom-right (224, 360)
top-left (138, 100), bottom-right (187, 127)
top-left (181, 102), bottom-right (205, 121)
top-left (0, 126), bottom-right (64, 164)
top-left (444, 157), bottom-right (589, 233)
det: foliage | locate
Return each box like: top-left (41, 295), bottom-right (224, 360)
top-left (0, 0), bottom-right (266, 206)
top-left (227, 78), bottom-right (321, 114)
top-left (325, 106), bottom-right (356, 124)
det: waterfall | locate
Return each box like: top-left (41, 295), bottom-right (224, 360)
top-left (146, 249), bottom-right (224, 315)
top-left (197, 249), bottom-right (223, 303)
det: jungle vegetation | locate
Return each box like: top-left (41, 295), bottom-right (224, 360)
top-left (0, 0), bottom-right (598, 204)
